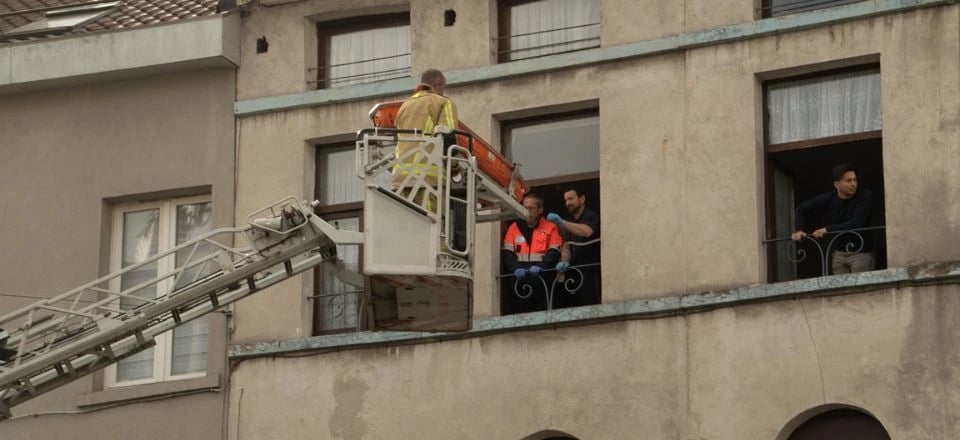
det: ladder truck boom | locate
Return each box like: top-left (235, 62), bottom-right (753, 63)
top-left (0, 106), bottom-right (528, 420)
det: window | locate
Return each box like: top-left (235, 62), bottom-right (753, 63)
top-left (497, 0), bottom-right (600, 62)
top-left (501, 110), bottom-right (601, 314)
top-left (312, 144), bottom-right (367, 334)
top-left (107, 196), bottom-right (211, 387)
top-left (760, 0), bottom-right (864, 17)
top-left (1, 1), bottom-right (121, 39)
top-left (763, 65), bottom-right (887, 282)
top-left (315, 13), bottom-right (411, 89)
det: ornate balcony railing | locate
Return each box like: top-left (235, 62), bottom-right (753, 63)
top-left (501, 239), bottom-right (601, 311)
top-left (763, 225), bottom-right (886, 278)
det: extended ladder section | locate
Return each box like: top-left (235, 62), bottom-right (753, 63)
top-left (0, 198), bottom-right (362, 420)
top-left (0, 106), bottom-right (529, 420)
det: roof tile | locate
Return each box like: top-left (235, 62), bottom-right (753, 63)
top-left (0, 0), bottom-right (223, 42)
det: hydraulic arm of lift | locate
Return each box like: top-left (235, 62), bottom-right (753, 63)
top-left (0, 113), bottom-right (529, 421)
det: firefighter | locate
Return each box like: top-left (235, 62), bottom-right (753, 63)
top-left (501, 193), bottom-right (563, 312)
top-left (391, 68), bottom-right (458, 213)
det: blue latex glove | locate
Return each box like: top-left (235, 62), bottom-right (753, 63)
top-left (546, 213), bottom-right (565, 227)
top-left (556, 262), bottom-right (570, 273)
top-left (529, 265), bottom-right (543, 277)
top-left (513, 268), bottom-right (527, 280)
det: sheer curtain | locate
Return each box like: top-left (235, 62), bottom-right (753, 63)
top-left (767, 68), bottom-right (881, 145)
top-left (319, 217), bottom-right (361, 331)
top-left (117, 209), bottom-right (159, 382)
top-left (507, 0), bottom-right (600, 61)
top-left (171, 202), bottom-right (211, 375)
top-left (327, 24), bottom-right (410, 87)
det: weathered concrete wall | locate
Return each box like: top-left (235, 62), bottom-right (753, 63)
top-left (235, 3), bottom-right (960, 334)
top-left (228, 283), bottom-right (960, 439)
top-left (0, 68), bottom-right (235, 438)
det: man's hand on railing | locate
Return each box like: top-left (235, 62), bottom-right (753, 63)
top-left (528, 266), bottom-right (543, 277)
top-left (811, 227), bottom-right (828, 238)
top-left (791, 230), bottom-right (806, 241)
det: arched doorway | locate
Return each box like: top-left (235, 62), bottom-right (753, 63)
top-left (520, 429), bottom-right (579, 440)
top-left (788, 408), bottom-right (891, 440)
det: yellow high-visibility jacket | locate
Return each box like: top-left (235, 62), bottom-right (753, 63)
top-left (391, 88), bottom-right (458, 189)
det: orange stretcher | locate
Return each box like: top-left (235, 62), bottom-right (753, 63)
top-left (369, 101), bottom-right (527, 202)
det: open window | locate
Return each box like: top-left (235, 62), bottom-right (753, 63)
top-left (496, 0), bottom-right (600, 62)
top-left (314, 13), bottom-right (410, 89)
top-left (312, 143), bottom-right (367, 334)
top-left (787, 409), bottom-right (890, 440)
top-left (759, 0), bottom-right (865, 18)
top-left (500, 109), bottom-right (601, 314)
top-left (764, 65), bottom-right (887, 282)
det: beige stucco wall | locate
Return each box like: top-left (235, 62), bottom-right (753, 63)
top-left (229, 283), bottom-right (960, 439)
top-left (0, 68), bottom-right (236, 438)
top-left (235, 4), bottom-right (959, 336)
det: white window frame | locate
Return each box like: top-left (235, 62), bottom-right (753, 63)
top-left (104, 195), bottom-right (211, 388)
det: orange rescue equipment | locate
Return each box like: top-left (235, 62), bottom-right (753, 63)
top-left (369, 101), bottom-right (527, 202)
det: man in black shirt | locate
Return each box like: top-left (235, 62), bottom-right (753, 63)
top-left (547, 187), bottom-right (601, 307)
top-left (791, 164), bottom-right (874, 274)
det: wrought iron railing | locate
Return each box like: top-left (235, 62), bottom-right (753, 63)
top-left (501, 238), bottom-right (601, 311)
top-left (763, 225), bottom-right (886, 277)
top-left (493, 23), bottom-right (600, 61)
top-left (308, 53), bottom-right (411, 88)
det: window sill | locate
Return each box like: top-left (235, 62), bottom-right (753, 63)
top-left (76, 373), bottom-right (221, 408)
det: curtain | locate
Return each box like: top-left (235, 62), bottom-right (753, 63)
top-left (117, 209), bottom-right (159, 381)
top-left (767, 68), bottom-right (881, 145)
top-left (171, 202), bottom-right (212, 375)
top-left (327, 23), bottom-right (410, 87)
top-left (507, 0), bottom-right (600, 61)
top-left (319, 217), bottom-right (361, 331)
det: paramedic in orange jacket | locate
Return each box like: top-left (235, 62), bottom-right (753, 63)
top-left (390, 68), bottom-right (458, 209)
top-left (501, 193), bottom-right (563, 312)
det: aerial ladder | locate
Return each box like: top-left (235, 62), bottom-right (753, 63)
top-left (0, 103), bottom-right (528, 420)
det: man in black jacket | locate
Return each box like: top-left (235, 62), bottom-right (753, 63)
top-left (791, 163), bottom-right (874, 274)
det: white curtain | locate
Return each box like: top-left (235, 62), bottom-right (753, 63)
top-left (319, 217), bottom-right (361, 331)
top-left (507, 0), bottom-right (600, 61)
top-left (767, 68), bottom-right (881, 145)
top-left (327, 24), bottom-right (410, 87)
top-left (319, 147), bottom-right (364, 204)
top-left (171, 202), bottom-right (211, 375)
top-left (117, 209), bottom-right (159, 381)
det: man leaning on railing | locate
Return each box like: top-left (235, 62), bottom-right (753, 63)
top-left (791, 163), bottom-right (874, 274)
top-left (547, 186), bottom-right (601, 307)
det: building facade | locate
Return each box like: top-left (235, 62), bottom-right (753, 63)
top-left (0, 1), bottom-right (239, 438)
top-left (1, 0), bottom-right (958, 438)
top-left (229, 0), bottom-right (960, 439)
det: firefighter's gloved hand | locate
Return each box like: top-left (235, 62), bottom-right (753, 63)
top-left (513, 268), bottom-right (527, 280)
top-left (556, 262), bottom-right (570, 273)
top-left (546, 213), bottom-right (565, 227)
top-left (529, 265), bottom-right (543, 277)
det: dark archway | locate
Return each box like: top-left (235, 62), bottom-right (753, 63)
top-left (520, 429), bottom-right (579, 440)
top-left (788, 408), bottom-right (891, 440)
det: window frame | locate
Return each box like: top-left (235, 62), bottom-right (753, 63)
top-left (312, 142), bottom-right (368, 335)
top-left (762, 64), bottom-right (886, 282)
top-left (759, 0), bottom-right (865, 18)
top-left (104, 194), bottom-right (211, 388)
top-left (496, 0), bottom-right (601, 63)
top-left (314, 12), bottom-right (411, 89)
top-left (500, 108), bottom-right (602, 314)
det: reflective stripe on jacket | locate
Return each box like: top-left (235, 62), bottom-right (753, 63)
top-left (392, 89), bottom-right (458, 187)
top-left (502, 218), bottom-right (562, 263)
